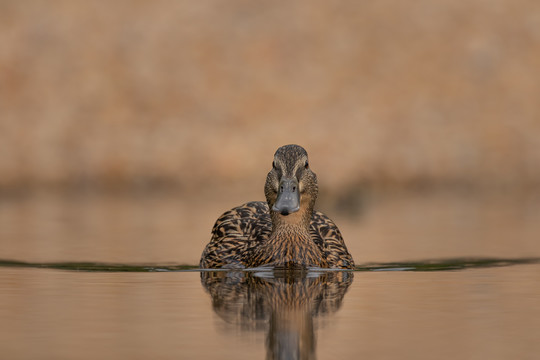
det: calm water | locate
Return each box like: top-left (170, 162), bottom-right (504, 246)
top-left (1, 190), bottom-right (540, 359)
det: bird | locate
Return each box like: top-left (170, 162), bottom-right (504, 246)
top-left (199, 144), bottom-right (354, 269)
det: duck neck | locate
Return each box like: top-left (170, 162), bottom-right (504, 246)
top-left (256, 206), bottom-right (325, 268)
top-left (270, 205), bottom-right (312, 233)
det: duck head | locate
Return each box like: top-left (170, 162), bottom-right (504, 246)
top-left (264, 145), bottom-right (318, 227)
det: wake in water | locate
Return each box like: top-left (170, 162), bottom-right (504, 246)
top-left (1, 257), bottom-right (539, 273)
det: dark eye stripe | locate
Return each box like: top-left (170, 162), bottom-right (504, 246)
top-left (273, 161), bottom-right (283, 178)
top-left (295, 165), bottom-right (303, 180)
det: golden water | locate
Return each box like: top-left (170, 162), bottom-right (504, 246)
top-left (1, 190), bottom-right (539, 359)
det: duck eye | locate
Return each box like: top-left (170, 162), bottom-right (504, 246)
top-left (305, 161), bottom-right (309, 169)
top-left (272, 161), bottom-right (276, 169)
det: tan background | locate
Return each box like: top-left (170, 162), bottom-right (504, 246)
top-left (1, 1), bottom-right (540, 266)
top-left (1, 0), bottom-right (540, 192)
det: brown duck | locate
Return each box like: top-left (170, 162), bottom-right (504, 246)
top-left (200, 144), bottom-right (354, 269)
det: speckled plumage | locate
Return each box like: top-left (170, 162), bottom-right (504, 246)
top-left (199, 145), bottom-right (355, 269)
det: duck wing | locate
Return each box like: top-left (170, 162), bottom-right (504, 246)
top-left (310, 211), bottom-right (355, 269)
top-left (200, 201), bottom-right (271, 268)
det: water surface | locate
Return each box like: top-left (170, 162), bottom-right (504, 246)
top-left (1, 259), bottom-right (539, 360)
top-left (1, 190), bottom-right (540, 359)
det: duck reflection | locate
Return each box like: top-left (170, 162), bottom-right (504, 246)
top-left (201, 269), bottom-right (353, 360)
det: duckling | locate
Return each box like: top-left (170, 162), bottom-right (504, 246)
top-left (200, 144), bottom-right (354, 269)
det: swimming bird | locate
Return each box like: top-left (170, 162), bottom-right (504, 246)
top-left (200, 144), bottom-right (354, 269)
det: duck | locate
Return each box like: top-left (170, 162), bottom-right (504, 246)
top-left (199, 144), bottom-right (354, 269)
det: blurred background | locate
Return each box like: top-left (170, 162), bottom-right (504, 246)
top-left (1, 0), bottom-right (540, 265)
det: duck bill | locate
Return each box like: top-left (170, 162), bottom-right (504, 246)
top-left (272, 179), bottom-right (300, 215)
